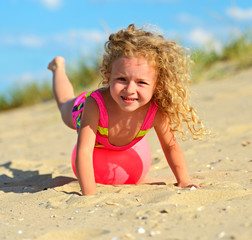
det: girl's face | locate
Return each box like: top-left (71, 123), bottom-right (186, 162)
top-left (109, 57), bottom-right (157, 112)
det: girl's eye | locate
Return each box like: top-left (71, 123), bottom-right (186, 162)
top-left (138, 81), bottom-right (148, 85)
top-left (118, 77), bottom-right (126, 81)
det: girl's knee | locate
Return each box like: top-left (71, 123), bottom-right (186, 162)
top-left (60, 99), bottom-right (76, 129)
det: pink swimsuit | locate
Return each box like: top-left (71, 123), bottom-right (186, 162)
top-left (72, 89), bottom-right (158, 150)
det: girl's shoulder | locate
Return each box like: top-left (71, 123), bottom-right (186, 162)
top-left (97, 87), bottom-right (110, 99)
top-left (152, 108), bottom-right (169, 128)
top-left (90, 87), bottom-right (110, 107)
top-left (83, 87), bottom-right (109, 105)
top-left (96, 86), bottom-right (109, 95)
top-left (80, 93), bottom-right (100, 124)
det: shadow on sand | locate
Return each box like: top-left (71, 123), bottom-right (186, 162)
top-left (0, 162), bottom-right (76, 194)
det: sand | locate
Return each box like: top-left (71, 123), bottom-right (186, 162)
top-left (0, 68), bottom-right (252, 240)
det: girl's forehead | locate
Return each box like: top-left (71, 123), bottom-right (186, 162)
top-left (110, 57), bottom-right (158, 81)
top-left (112, 56), bottom-right (156, 68)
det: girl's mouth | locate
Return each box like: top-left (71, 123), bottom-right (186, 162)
top-left (121, 96), bottom-right (138, 102)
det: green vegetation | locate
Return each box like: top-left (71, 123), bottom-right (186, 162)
top-left (0, 81), bottom-right (53, 111)
top-left (0, 57), bottom-right (101, 112)
top-left (67, 57), bottom-right (101, 94)
top-left (192, 33), bottom-right (252, 82)
top-left (222, 34), bottom-right (252, 68)
top-left (0, 33), bottom-right (252, 111)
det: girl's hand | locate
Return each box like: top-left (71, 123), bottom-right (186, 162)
top-left (177, 182), bottom-right (202, 188)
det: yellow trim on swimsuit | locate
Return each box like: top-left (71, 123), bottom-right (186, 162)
top-left (136, 129), bottom-right (150, 138)
top-left (95, 144), bottom-right (105, 148)
top-left (86, 90), bottom-right (96, 97)
top-left (98, 126), bottom-right (150, 138)
top-left (97, 126), bottom-right (108, 136)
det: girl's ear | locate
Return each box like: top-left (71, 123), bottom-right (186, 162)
top-left (105, 73), bottom-right (110, 83)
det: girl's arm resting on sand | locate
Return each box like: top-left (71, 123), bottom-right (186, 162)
top-left (154, 112), bottom-right (201, 188)
top-left (76, 97), bottom-right (99, 196)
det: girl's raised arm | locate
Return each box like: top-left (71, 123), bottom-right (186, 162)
top-left (76, 96), bottom-right (100, 195)
top-left (153, 111), bottom-right (200, 188)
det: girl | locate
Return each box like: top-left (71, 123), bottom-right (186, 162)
top-left (48, 24), bottom-right (205, 196)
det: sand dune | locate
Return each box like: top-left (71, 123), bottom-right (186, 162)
top-left (0, 68), bottom-right (251, 240)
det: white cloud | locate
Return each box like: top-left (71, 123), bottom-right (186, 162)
top-left (189, 29), bottom-right (212, 46)
top-left (0, 28), bottom-right (105, 49)
top-left (226, 6), bottom-right (252, 21)
top-left (53, 29), bottom-right (106, 46)
top-left (5, 72), bottom-right (38, 87)
top-left (188, 28), bottom-right (222, 54)
top-left (18, 72), bottom-right (36, 83)
top-left (9, 70), bottom-right (49, 83)
top-left (19, 35), bottom-right (45, 47)
top-left (0, 35), bottom-right (16, 45)
top-left (27, 0), bottom-right (62, 10)
top-left (90, 0), bottom-right (178, 2)
top-left (40, 0), bottom-right (62, 9)
top-left (176, 13), bottom-right (201, 25)
top-left (0, 34), bottom-right (45, 48)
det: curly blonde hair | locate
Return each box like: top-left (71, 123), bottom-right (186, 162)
top-left (100, 24), bottom-right (205, 140)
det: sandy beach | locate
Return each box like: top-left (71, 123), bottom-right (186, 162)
top-left (0, 68), bottom-right (252, 240)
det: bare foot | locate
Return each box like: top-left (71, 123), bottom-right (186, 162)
top-left (47, 56), bottom-right (65, 71)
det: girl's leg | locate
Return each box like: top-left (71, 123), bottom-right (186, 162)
top-left (48, 56), bottom-right (76, 129)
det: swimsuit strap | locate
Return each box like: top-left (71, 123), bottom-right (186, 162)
top-left (90, 90), bottom-right (108, 128)
top-left (133, 101), bottom-right (158, 139)
top-left (91, 90), bottom-right (158, 131)
top-left (90, 90), bottom-right (158, 150)
top-left (141, 101), bottom-right (159, 130)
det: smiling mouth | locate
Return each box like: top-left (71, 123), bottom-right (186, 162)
top-left (121, 96), bottom-right (138, 102)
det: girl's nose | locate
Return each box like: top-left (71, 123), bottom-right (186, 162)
top-left (125, 81), bottom-right (136, 94)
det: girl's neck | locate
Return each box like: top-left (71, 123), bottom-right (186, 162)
top-left (98, 87), bottom-right (151, 146)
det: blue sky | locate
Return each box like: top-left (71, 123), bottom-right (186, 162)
top-left (0, 0), bottom-right (252, 94)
